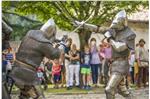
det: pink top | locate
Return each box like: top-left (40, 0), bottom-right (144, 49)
top-left (99, 47), bottom-right (105, 58)
top-left (52, 65), bottom-right (61, 76)
top-left (104, 47), bottom-right (112, 59)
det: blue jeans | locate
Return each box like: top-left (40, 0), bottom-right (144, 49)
top-left (53, 74), bottom-right (61, 83)
top-left (91, 64), bottom-right (100, 84)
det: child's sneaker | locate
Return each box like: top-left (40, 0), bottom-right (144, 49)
top-left (53, 85), bottom-right (59, 89)
top-left (82, 85), bottom-right (86, 89)
top-left (86, 85), bottom-right (92, 90)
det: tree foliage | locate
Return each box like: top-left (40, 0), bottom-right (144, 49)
top-left (2, 1), bottom-right (148, 30)
top-left (2, 1), bottom-right (148, 41)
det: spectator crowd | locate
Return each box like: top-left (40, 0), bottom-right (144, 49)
top-left (2, 37), bottom-right (149, 91)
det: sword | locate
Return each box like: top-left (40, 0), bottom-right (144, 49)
top-left (71, 14), bottom-right (93, 33)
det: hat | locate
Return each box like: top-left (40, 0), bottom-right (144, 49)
top-left (139, 39), bottom-right (145, 44)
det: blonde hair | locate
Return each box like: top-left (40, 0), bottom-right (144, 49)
top-left (84, 44), bottom-right (89, 49)
top-left (71, 44), bottom-right (77, 50)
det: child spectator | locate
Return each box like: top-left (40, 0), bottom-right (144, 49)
top-left (81, 45), bottom-right (92, 90)
top-left (2, 53), bottom-right (7, 81)
top-left (134, 43), bottom-right (139, 86)
top-left (5, 47), bottom-right (14, 61)
top-left (45, 60), bottom-right (53, 83)
top-left (5, 48), bottom-right (14, 75)
top-left (68, 44), bottom-right (80, 89)
top-left (134, 60), bottom-right (139, 86)
top-left (39, 60), bottom-right (48, 90)
top-left (6, 60), bottom-right (12, 74)
top-left (37, 67), bottom-right (45, 84)
top-left (52, 59), bottom-right (61, 89)
top-left (128, 50), bottom-right (135, 84)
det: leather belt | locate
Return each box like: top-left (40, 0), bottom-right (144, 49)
top-left (114, 56), bottom-right (127, 60)
top-left (15, 59), bottom-right (36, 71)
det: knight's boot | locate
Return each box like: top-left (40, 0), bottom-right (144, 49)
top-left (34, 85), bottom-right (46, 99)
top-left (19, 85), bottom-right (40, 99)
top-left (117, 78), bottom-right (134, 99)
top-left (125, 93), bottom-right (133, 99)
top-left (105, 89), bottom-right (115, 99)
top-left (118, 90), bottom-right (133, 99)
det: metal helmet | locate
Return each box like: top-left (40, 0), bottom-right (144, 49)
top-left (110, 10), bottom-right (128, 30)
top-left (40, 18), bottom-right (56, 40)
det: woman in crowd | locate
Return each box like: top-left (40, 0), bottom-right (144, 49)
top-left (90, 38), bottom-right (101, 87)
top-left (100, 41), bottom-right (112, 87)
top-left (68, 44), bottom-right (80, 89)
top-left (64, 38), bottom-right (72, 89)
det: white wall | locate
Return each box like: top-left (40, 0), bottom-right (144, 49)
top-left (56, 29), bottom-right (80, 50)
top-left (10, 23), bottom-right (149, 52)
top-left (128, 22), bottom-right (149, 49)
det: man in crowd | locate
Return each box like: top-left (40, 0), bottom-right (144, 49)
top-left (64, 38), bottom-right (73, 89)
top-left (135, 39), bottom-right (149, 88)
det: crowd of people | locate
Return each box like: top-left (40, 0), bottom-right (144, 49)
top-left (2, 37), bottom-right (149, 91)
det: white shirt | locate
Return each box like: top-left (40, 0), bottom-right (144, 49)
top-left (129, 54), bottom-right (135, 67)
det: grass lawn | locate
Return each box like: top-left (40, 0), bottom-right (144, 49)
top-left (45, 86), bottom-right (105, 95)
top-left (11, 84), bottom-right (105, 95)
top-left (11, 84), bottom-right (138, 95)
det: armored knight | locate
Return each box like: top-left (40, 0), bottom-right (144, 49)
top-left (74, 10), bottom-right (136, 99)
top-left (9, 18), bottom-right (61, 99)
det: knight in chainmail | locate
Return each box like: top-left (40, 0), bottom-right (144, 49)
top-left (74, 10), bottom-right (136, 99)
top-left (9, 18), bottom-right (61, 99)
